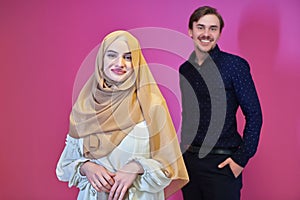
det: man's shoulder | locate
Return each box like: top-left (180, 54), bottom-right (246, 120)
top-left (219, 50), bottom-right (248, 65)
top-left (179, 60), bottom-right (193, 74)
top-left (215, 49), bottom-right (250, 73)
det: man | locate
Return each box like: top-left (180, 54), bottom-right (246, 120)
top-left (179, 6), bottom-right (263, 200)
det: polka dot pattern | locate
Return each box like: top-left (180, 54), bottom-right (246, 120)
top-left (179, 45), bottom-right (263, 167)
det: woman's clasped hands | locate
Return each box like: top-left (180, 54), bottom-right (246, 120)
top-left (80, 161), bottom-right (144, 200)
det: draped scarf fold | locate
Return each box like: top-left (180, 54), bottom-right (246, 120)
top-left (68, 30), bottom-right (188, 197)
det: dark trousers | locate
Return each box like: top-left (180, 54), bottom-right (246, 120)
top-left (182, 151), bottom-right (243, 200)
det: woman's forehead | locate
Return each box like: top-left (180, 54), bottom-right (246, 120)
top-left (106, 39), bottom-right (130, 54)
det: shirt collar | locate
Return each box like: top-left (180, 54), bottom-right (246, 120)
top-left (188, 44), bottom-right (221, 65)
top-left (208, 44), bottom-right (221, 60)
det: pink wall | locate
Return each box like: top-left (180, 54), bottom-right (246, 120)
top-left (1, 0), bottom-right (299, 199)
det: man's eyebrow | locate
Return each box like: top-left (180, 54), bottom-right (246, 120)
top-left (210, 25), bottom-right (219, 28)
top-left (196, 24), bottom-right (219, 28)
top-left (196, 23), bottom-right (205, 27)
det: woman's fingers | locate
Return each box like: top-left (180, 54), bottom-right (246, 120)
top-left (92, 178), bottom-right (111, 193)
top-left (96, 175), bottom-right (113, 191)
top-left (102, 171), bottom-right (115, 186)
top-left (82, 162), bottom-right (116, 193)
top-left (108, 183), bottom-right (127, 200)
top-left (117, 185), bottom-right (128, 200)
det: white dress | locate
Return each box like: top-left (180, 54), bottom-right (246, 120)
top-left (56, 121), bottom-right (171, 200)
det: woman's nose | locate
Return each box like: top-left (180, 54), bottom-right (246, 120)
top-left (117, 56), bottom-right (125, 67)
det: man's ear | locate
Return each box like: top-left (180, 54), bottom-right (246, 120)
top-left (217, 31), bottom-right (222, 40)
top-left (188, 29), bottom-right (193, 38)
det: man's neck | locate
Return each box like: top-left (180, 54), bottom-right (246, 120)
top-left (195, 50), bottom-right (209, 66)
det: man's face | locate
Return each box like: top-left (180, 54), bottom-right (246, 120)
top-left (189, 14), bottom-right (221, 53)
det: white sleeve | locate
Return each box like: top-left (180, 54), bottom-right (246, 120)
top-left (56, 134), bottom-right (90, 190)
top-left (128, 157), bottom-right (172, 193)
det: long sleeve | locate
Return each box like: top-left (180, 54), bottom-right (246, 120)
top-left (56, 135), bottom-right (102, 199)
top-left (127, 157), bottom-right (171, 193)
top-left (56, 135), bottom-right (90, 189)
top-left (56, 121), bottom-right (172, 199)
top-left (230, 59), bottom-right (263, 167)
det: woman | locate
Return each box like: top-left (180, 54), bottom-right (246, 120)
top-left (56, 30), bottom-right (189, 200)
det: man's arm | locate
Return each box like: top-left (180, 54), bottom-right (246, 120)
top-left (230, 59), bottom-right (263, 167)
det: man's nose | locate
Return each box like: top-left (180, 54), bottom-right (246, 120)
top-left (203, 28), bottom-right (210, 36)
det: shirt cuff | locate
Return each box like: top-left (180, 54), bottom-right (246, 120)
top-left (231, 149), bottom-right (250, 167)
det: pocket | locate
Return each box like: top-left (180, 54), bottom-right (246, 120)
top-left (225, 165), bottom-right (237, 179)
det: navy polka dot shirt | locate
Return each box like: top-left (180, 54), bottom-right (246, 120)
top-left (179, 45), bottom-right (263, 167)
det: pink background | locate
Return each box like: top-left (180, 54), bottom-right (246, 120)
top-left (1, 0), bottom-right (300, 199)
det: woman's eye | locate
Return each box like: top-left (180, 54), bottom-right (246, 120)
top-left (124, 54), bottom-right (132, 61)
top-left (106, 53), bottom-right (117, 58)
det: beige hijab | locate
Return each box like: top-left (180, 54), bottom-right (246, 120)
top-left (69, 30), bottom-right (188, 197)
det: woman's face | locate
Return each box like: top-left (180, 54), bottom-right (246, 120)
top-left (103, 39), bottom-right (133, 83)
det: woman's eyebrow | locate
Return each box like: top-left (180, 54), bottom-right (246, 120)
top-left (106, 50), bottom-right (131, 55)
top-left (106, 50), bottom-right (117, 53)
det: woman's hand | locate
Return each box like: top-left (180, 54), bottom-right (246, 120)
top-left (80, 161), bottom-right (115, 193)
top-left (108, 161), bottom-right (144, 200)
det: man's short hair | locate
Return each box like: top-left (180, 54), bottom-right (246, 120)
top-left (189, 6), bottom-right (224, 32)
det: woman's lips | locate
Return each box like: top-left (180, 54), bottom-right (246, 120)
top-left (111, 68), bottom-right (126, 75)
